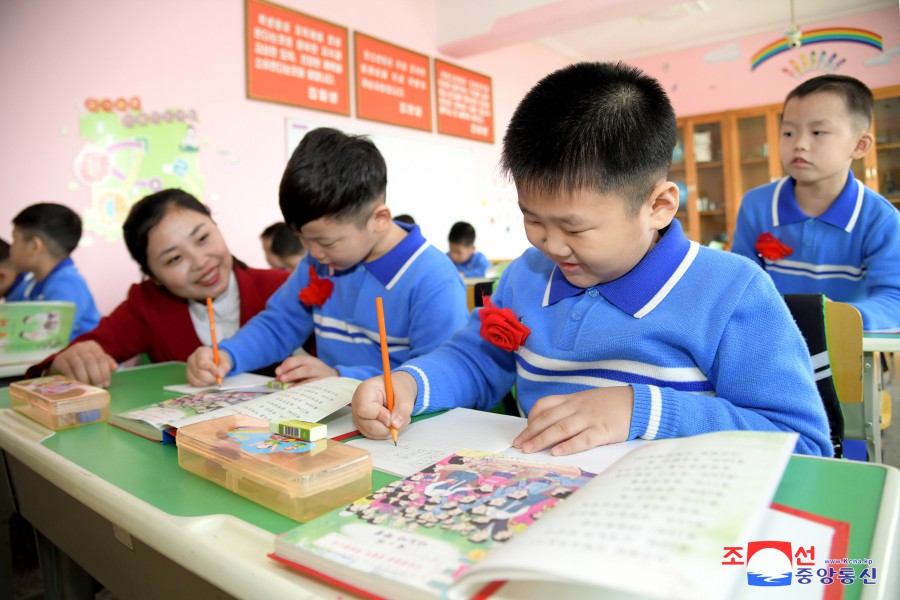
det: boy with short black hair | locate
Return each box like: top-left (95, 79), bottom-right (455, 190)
top-left (447, 221), bottom-right (490, 278)
top-left (260, 222), bottom-right (306, 271)
top-left (0, 238), bottom-right (17, 298)
top-left (7, 203), bottom-right (100, 339)
top-left (353, 62), bottom-right (832, 457)
top-left (732, 74), bottom-right (900, 331)
top-left (187, 127), bottom-right (468, 385)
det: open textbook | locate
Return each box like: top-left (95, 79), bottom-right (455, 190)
top-left (109, 377), bottom-right (360, 443)
top-left (0, 301), bottom-right (75, 371)
top-left (272, 430), bottom-right (798, 600)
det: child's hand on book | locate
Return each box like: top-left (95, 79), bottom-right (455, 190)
top-left (513, 385), bottom-right (634, 455)
top-left (186, 346), bottom-right (232, 386)
top-left (49, 341), bottom-right (119, 387)
top-left (274, 355), bottom-right (338, 384)
top-left (352, 372), bottom-right (416, 440)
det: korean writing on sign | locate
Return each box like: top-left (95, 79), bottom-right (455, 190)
top-left (354, 32), bottom-right (432, 132)
top-left (245, 0), bottom-right (349, 115)
top-left (434, 59), bottom-right (494, 143)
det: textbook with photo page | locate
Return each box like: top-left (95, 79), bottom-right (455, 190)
top-left (271, 430), bottom-right (798, 600)
top-left (109, 376), bottom-right (361, 443)
top-left (0, 301), bottom-right (75, 367)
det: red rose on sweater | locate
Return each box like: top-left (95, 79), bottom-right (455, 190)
top-left (479, 295), bottom-right (530, 352)
top-left (755, 232), bottom-right (793, 261)
top-left (298, 266), bottom-right (334, 307)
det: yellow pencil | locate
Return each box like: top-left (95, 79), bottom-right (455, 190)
top-left (375, 297), bottom-right (398, 445)
top-left (206, 297), bottom-right (222, 388)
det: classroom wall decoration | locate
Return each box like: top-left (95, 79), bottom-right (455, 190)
top-left (354, 32), bottom-right (432, 132)
top-left (74, 97), bottom-right (205, 243)
top-left (434, 59), bottom-right (494, 143)
top-left (750, 27), bottom-right (883, 71)
top-left (245, 0), bottom-right (350, 115)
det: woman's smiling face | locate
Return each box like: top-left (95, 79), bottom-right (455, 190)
top-left (144, 206), bottom-right (233, 300)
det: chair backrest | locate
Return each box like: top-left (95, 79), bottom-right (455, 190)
top-left (783, 295), bottom-right (862, 458)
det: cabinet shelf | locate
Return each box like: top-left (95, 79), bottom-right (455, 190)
top-left (696, 161), bottom-right (723, 169)
top-left (740, 156), bottom-right (768, 165)
top-left (875, 141), bottom-right (900, 151)
top-left (700, 209), bottom-right (726, 216)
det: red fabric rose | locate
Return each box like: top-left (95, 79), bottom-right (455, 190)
top-left (298, 266), bottom-right (334, 307)
top-left (755, 232), bottom-right (793, 261)
top-left (479, 295), bottom-right (530, 352)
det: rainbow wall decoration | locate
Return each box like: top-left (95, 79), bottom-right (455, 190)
top-left (751, 27), bottom-right (882, 70)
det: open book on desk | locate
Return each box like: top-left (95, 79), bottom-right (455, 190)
top-left (109, 376), bottom-right (360, 443)
top-left (271, 430), bottom-right (798, 600)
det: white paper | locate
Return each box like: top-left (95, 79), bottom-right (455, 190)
top-left (163, 372), bottom-right (274, 394)
top-left (318, 405), bottom-right (358, 439)
top-left (500, 439), bottom-right (647, 476)
top-left (345, 408), bottom-right (526, 477)
top-left (173, 377), bottom-right (359, 428)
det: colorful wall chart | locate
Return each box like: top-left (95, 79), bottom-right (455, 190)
top-left (245, 0), bottom-right (350, 115)
top-left (75, 97), bottom-right (204, 242)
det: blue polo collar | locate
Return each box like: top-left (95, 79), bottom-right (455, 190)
top-left (312, 223), bottom-right (429, 290)
top-left (543, 219), bottom-right (698, 318)
top-left (22, 257), bottom-right (74, 299)
top-left (773, 170), bottom-right (862, 232)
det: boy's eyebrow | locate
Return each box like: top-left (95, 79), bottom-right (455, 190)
top-left (157, 223), bottom-right (204, 257)
top-left (518, 203), bottom-right (589, 226)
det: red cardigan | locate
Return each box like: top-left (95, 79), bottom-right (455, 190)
top-left (27, 265), bottom-right (289, 377)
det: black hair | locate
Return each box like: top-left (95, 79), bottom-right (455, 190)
top-left (448, 221), bottom-right (476, 246)
top-left (501, 61), bottom-right (677, 215)
top-left (0, 238), bottom-right (9, 263)
top-left (394, 214), bottom-right (416, 225)
top-left (270, 222), bottom-right (304, 257)
top-left (260, 222), bottom-right (283, 240)
top-left (785, 74), bottom-right (874, 130)
top-left (122, 188), bottom-right (212, 276)
top-left (279, 127), bottom-right (388, 230)
top-left (12, 203), bottom-right (83, 258)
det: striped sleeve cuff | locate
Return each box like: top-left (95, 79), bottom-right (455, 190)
top-left (396, 365), bottom-right (432, 416)
top-left (629, 384), bottom-right (666, 440)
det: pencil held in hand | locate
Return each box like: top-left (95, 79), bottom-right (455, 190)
top-left (375, 297), bottom-right (398, 445)
top-left (206, 297), bottom-right (222, 388)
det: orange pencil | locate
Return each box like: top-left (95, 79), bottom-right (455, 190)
top-left (375, 297), bottom-right (398, 445)
top-left (206, 297), bottom-right (222, 388)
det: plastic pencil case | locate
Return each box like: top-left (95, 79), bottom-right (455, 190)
top-left (176, 414), bottom-right (372, 522)
top-left (10, 375), bottom-right (110, 430)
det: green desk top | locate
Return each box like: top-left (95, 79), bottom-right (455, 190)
top-left (0, 364), bottom-right (888, 600)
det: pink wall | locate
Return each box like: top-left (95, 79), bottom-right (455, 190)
top-left (630, 6), bottom-right (900, 116)
top-left (1, 1), bottom-right (898, 316)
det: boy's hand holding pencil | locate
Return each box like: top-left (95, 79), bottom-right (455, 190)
top-left (351, 371), bottom-right (417, 441)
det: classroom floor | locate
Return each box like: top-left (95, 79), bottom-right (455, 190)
top-left (9, 369), bottom-right (900, 599)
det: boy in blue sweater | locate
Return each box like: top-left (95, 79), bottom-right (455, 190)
top-left (447, 221), bottom-right (490, 278)
top-left (353, 62), bottom-right (832, 457)
top-left (187, 128), bottom-right (468, 385)
top-left (732, 75), bottom-right (900, 331)
top-left (7, 203), bottom-right (101, 339)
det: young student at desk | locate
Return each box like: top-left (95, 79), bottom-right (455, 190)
top-left (731, 75), bottom-right (900, 331)
top-left (7, 203), bottom-right (101, 339)
top-left (186, 127), bottom-right (468, 386)
top-left (353, 62), bottom-right (832, 457)
top-left (27, 189), bottom-right (289, 386)
top-left (447, 221), bottom-right (491, 278)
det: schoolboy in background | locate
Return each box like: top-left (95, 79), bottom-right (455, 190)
top-left (394, 214), bottom-right (416, 225)
top-left (0, 238), bottom-right (17, 298)
top-left (732, 75), bottom-right (900, 331)
top-left (447, 221), bottom-right (490, 278)
top-left (353, 62), bottom-right (831, 457)
top-left (7, 203), bottom-right (100, 339)
top-left (261, 222), bottom-right (306, 271)
top-left (187, 128), bottom-right (468, 385)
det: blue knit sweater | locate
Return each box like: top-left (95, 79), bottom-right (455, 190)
top-left (732, 172), bottom-right (900, 330)
top-left (221, 224), bottom-right (468, 380)
top-left (399, 220), bottom-right (832, 456)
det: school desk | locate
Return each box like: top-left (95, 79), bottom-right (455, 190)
top-left (856, 333), bottom-right (900, 463)
top-left (0, 362), bottom-right (898, 600)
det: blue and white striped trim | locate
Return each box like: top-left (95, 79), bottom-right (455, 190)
top-left (764, 259), bottom-right (865, 281)
top-left (633, 241), bottom-right (699, 318)
top-left (399, 364), bottom-right (431, 415)
top-left (385, 241), bottom-right (430, 291)
top-left (313, 314), bottom-right (411, 350)
top-left (641, 385), bottom-right (663, 439)
top-left (771, 177), bottom-right (788, 227)
top-left (514, 346), bottom-right (712, 392)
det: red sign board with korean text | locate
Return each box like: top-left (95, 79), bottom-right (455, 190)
top-left (354, 32), bottom-right (432, 132)
top-left (434, 59), bottom-right (494, 143)
top-left (245, 0), bottom-right (349, 115)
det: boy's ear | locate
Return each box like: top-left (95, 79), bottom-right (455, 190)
top-left (851, 131), bottom-right (874, 159)
top-left (370, 203), bottom-right (393, 232)
top-left (646, 181), bottom-right (679, 229)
